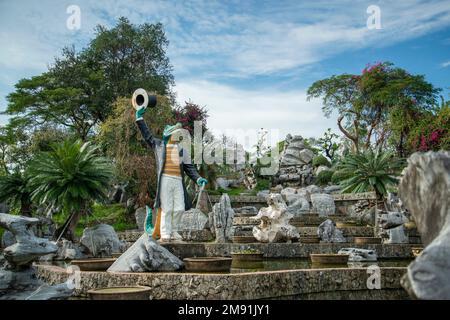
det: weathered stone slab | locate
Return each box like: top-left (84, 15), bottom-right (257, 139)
top-left (36, 263), bottom-right (407, 300)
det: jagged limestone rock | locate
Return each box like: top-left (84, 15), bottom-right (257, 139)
top-left (275, 135), bottom-right (315, 187)
top-left (80, 224), bottom-right (125, 257)
top-left (338, 248), bottom-right (377, 262)
top-left (379, 211), bottom-right (409, 244)
top-left (0, 213), bottom-right (58, 267)
top-left (348, 200), bottom-right (376, 225)
top-left (107, 234), bottom-right (183, 272)
top-left (311, 193), bottom-right (335, 216)
top-left (399, 151), bottom-right (450, 299)
top-left (252, 194), bottom-right (300, 243)
top-left (0, 213), bottom-right (73, 300)
top-left (284, 194), bottom-right (310, 217)
top-left (211, 194), bottom-right (235, 243)
top-left (317, 219), bottom-right (345, 243)
top-left (178, 208), bottom-right (213, 241)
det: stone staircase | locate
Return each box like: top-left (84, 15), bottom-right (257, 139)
top-left (117, 192), bottom-right (421, 245)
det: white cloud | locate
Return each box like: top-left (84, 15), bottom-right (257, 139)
top-left (441, 61), bottom-right (450, 68)
top-left (175, 79), bottom-right (339, 146)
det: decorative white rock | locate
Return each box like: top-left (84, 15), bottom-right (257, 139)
top-left (252, 194), bottom-right (300, 243)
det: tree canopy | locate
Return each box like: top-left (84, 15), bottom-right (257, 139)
top-left (4, 17), bottom-right (174, 141)
top-left (307, 62), bottom-right (440, 156)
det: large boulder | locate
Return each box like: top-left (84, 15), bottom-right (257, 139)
top-left (280, 135), bottom-right (314, 166)
top-left (317, 219), bottom-right (345, 243)
top-left (399, 151), bottom-right (450, 299)
top-left (107, 234), bottom-right (183, 272)
top-left (0, 213), bottom-right (73, 300)
top-left (311, 193), bottom-right (335, 216)
top-left (80, 224), bottom-right (125, 257)
top-left (0, 214), bottom-right (58, 267)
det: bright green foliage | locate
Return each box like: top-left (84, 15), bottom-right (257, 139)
top-left (312, 155), bottom-right (331, 168)
top-left (315, 170), bottom-right (334, 186)
top-left (0, 170), bottom-right (32, 216)
top-left (5, 17), bottom-right (174, 141)
top-left (307, 62), bottom-right (439, 155)
top-left (28, 140), bottom-right (113, 213)
top-left (330, 170), bottom-right (349, 185)
top-left (334, 150), bottom-right (403, 198)
top-left (315, 128), bottom-right (340, 161)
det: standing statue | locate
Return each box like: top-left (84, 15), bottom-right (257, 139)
top-left (133, 90), bottom-right (207, 243)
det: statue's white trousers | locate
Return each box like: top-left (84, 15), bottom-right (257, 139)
top-left (159, 174), bottom-right (185, 239)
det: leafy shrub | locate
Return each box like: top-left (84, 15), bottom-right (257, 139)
top-left (312, 155), bottom-right (331, 168)
top-left (334, 150), bottom-right (403, 198)
top-left (316, 170), bottom-right (334, 186)
top-left (331, 170), bottom-right (350, 185)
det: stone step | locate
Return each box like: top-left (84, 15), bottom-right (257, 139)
top-left (161, 242), bottom-right (416, 259)
top-left (235, 226), bottom-right (374, 238)
top-left (233, 214), bottom-right (356, 227)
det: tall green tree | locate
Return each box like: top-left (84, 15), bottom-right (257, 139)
top-left (28, 140), bottom-right (113, 240)
top-left (307, 62), bottom-right (439, 156)
top-left (4, 17), bottom-right (174, 141)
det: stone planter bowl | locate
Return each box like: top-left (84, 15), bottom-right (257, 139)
top-left (310, 254), bottom-right (349, 265)
top-left (88, 286), bottom-right (151, 300)
top-left (353, 237), bottom-right (382, 245)
top-left (71, 258), bottom-right (116, 271)
top-left (183, 257), bottom-right (232, 273)
top-left (232, 236), bottom-right (257, 243)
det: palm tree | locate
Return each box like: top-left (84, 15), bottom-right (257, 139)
top-left (28, 140), bottom-right (113, 240)
top-left (334, 150), bottom-right (403, 201)
top-left (0, 170), bottom-right (32, 216)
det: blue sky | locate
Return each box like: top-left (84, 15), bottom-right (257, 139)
top-left (0, 0), bottom-right (449, 142)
